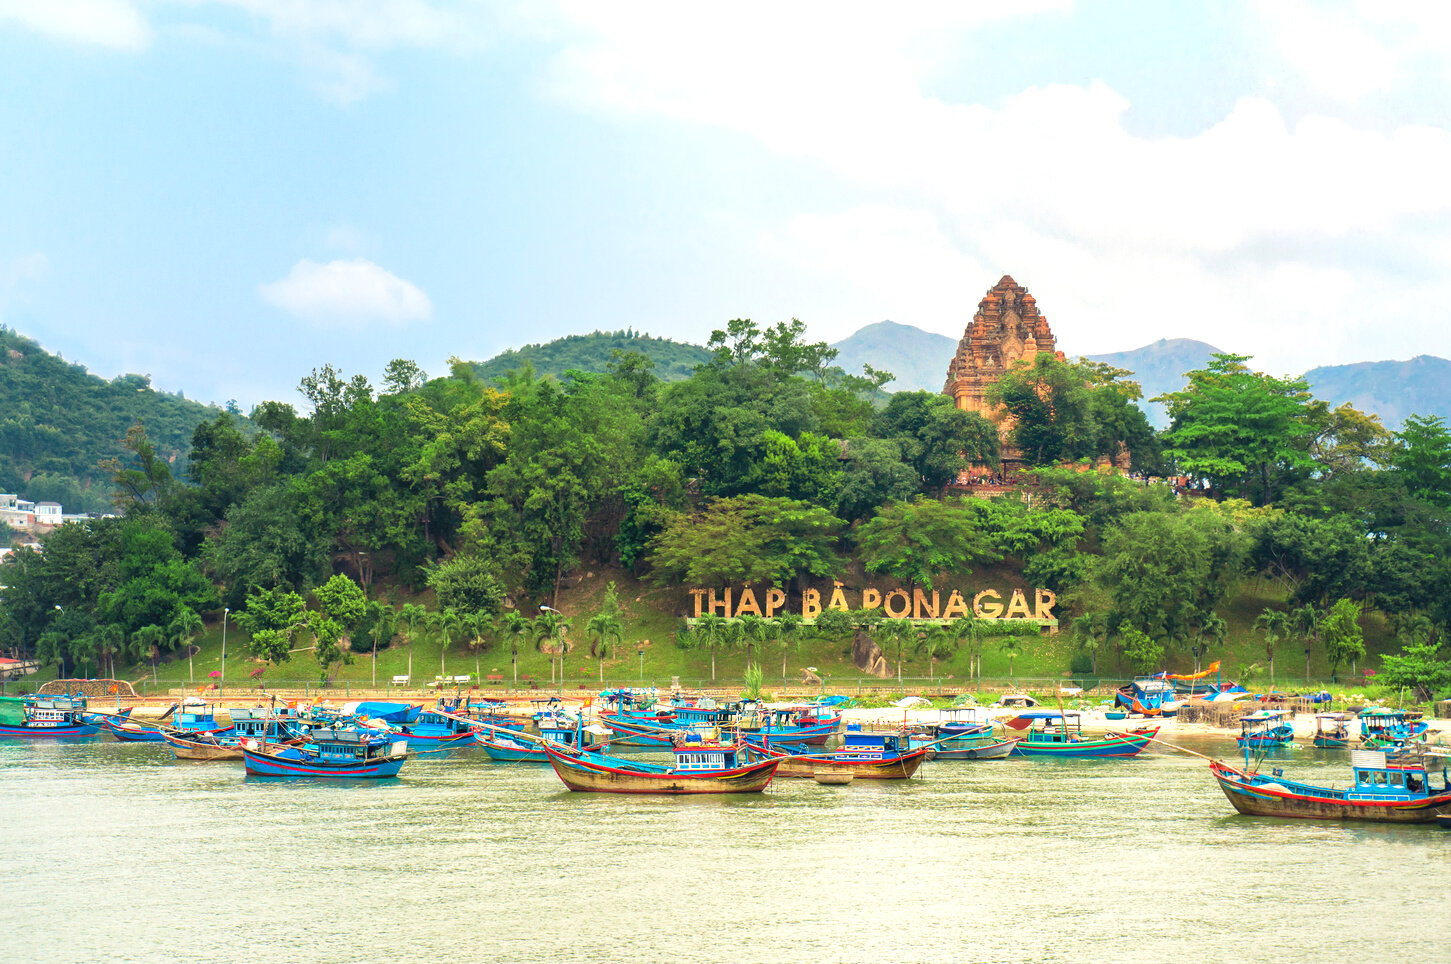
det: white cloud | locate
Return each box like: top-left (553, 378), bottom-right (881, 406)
top-left (0, 0), bottom-right (151, 50)
top-left (258, 258), bottom-right (431, 326)
top-left (531, 7), bottom-right (1451, 370)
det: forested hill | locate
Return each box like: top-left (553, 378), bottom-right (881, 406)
top-left (473, 330), bottom-right (713, 384)
top-left (0, 327), bottom-right (228, 513)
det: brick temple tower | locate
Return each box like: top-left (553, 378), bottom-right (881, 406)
top-left (942, 275), bottom-right (1067, 465)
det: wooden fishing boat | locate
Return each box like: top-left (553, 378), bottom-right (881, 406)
top-left (733, 703), bottom-right (841, 747)
top-left (480, 719), bottom-right (610, 763)
top-left (105, 700), bottom-right (232, 743)
top-left (932, 736), bottom-right (1019, 760)
top-left (163, 730), bottom-right (245, 760)
top-left (1210, 749), bottom-right (1451, 823)
top-left (0, 695), bottom-right (101, 738)
top-left (1312, 712), bottom-right (1354, 749)
top-left (1115, 676), bottom-right (1180, 717)
top-left (543, 740), bottom-right (778, 794)
top-left (746, 728), bottom-right (929, 779)
top-left (1009, 712), bottom-right (1155, 758)
top-left (1236, 711), bottom-right (1295, 750)
top-left (390, 704), bottom-right (478, 748)
top-left (1359, 709), bottom-right (1429, 749)
top-left (243, 727), bottom-right (408, 778)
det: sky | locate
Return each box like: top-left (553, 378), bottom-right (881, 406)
top-left (3, 1), bottom-right (1451, 409)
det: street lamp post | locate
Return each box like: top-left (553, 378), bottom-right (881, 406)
top-left (221, 607), bottom-right (229, 695)
top-left (637, 644), bottom-right (645, 684)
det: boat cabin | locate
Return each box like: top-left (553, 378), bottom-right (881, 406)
top-left (1348, 749), bottom-right (1450, 798)
top-left (25, 695), bottom-right (87, 727)
top-left (173, 701), bottom-right (221, 730)
top-left (230, 708), bottom-right (299, 741)
top-left (1314, 713), bottom-right (1352, 741)
top-left (670, 733), bottom-right (741, 771)
top-left (306, 727), bottom-right (407, 762)
top-left (835, 725), bottom-right (907, 758)
top-left (1017, 712), bottom-right (1084, 744)
top-left (1359, 709), bottom-right (1427, 743)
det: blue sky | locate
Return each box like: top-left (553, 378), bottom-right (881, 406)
top-left (2, 1), bottom-right (1450, 408)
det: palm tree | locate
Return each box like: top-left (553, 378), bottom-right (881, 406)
top-left (364, 601), bottom-right (394, 688)
top-left (734, 614), bottom-right (766, 670)
top-left (168, 607), bottom-right (205, 684)
top-left (775, 613), bottom-right (803, 682)
top-left (1292, 604), bottom-right (1323, 680)
top-left (132, 624), bottom-right (166, 685)
top-left (586, 609), bottom-right (624, 683)
top-left (438, 608), bottom-right (467, 679)
top-left (880, 618), bottom-right (916, 684)
top-left (718, 619), bottom-right (746, 677)
top-left (916, 625), bottom-right (954, 683)
top-left (694, 613), bottom-right (725, 682)
top-left (1254, 609), bottom-right (1291, 683)
top-left (1196, 612), bottom-right (1227, 672)
top-left (1000, 633), bottom-right (1022, 681)
top-left (500, 611), bottom-right (532, 684)
top-left (398, 603), bottom-right (426, 683)
top-left (534, 609), bottom-right (568, 683)
top-left (950, 614), bottom-right (984, 679)
top-left (97, 623), bottom-right (125, 680)
top-left (468, 612), bottom-right (497, 682)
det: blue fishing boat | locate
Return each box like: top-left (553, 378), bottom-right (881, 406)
top-left (104, 699), bottom-right (232, 742)
top-left (1008, 712), bottom-right (1156, 758)
top-left (0, 695), bottom-right (101, 738)
top-left (242, 727), bottom-right (409, 778)
top-left (1312, 712), bottom-right (1354, 749)
top-left (340, 701), bottom-right (420, 724)
top-left (480, 718), bottom-right (610, 763)
top-left (1115, 676), bottom-right (1180, 717)
top-left (1210, 748), bottom-right (1451, 823)
top-left (1359, 709), bottom-right (1429, 749)
top-left (455, 697), bottom-right (525, 731)
top-left (1237, 711), bottom-right (1295, 750)
top-left (390, 703), bottom-right (478, 748)
top-left (734, 703), bottom-right (840, 747)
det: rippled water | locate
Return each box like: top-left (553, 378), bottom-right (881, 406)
top-left (1, 734), bottom-right (1448, 963)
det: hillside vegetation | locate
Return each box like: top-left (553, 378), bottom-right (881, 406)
top-left (0, 327), bottom-right (230, 513)
top-left (472, 329), bottom-right (712, 384)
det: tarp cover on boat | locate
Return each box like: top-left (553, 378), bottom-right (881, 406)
top-left (342, 701), bottom-right (420, 724)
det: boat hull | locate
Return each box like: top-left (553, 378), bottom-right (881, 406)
top-left (545, 746), bottom-right (778, 794)
top-left (1014, 730), bottom-right (1154, 758)
top-left (242, 747), bottom-right (406, 778)
top-left (162, 732), bottom-right (245, 761)
top-left (1210, 761), bottom-right (1451, 823)
top-left (0, 721), bottom-right (100, 738)
top-left (746, 743), bottom-right (928, 779)
top-left (933, 738), bottom-right (1019, 760)
top-left (1312, 736), bottom-right (1350, 749)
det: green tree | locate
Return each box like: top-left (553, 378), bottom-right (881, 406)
top-left (131, 624), bottom-right (167, 684)
top-left (1254, 609), bottom-right (1291, 683)
top-left (1119, 626), bottom-right (1164, 673)
top-left (916, 624), bottom-right (954, 682)
top-left (1070, 612), bottom-right (1109, 676)
top-left (1320, 598), bottom-right (1365, 683)
top-left (586, 583), bottom-right (625, 682)
top-left (812, 608), bottom-right (854, 642)
top-left (1385, 414), bottom-right (1451, 508)
top-left (950, 614), bottom-right (986, 680)
top-left (874, 391), bottom-right (999, 490)
top-left (424, 554), bottom-right (506, 616)
top-left (775, 613), bottom-right (804, 681)
top-left (997, 632), bottom-right (1022, 680)
top-left (1291, 603), bottom-right (1323, 680)
top-left (834, 438), bottom-right (921, 522)
top-left (397, 602), bottom-right (427, 683)
top-left (856, 498), bottom-right (1000, 596)
top-left (499, 611), bottom-right (532, 684)
top-left (1378, 640), bottom-right (1451, 702)
top-left (1156, 354), bottom-right (1316, 505)
top-left (648, 494), bottom-right (844, 589)
top-left (879, 618), bottom-right (917, 684)
top-left (986, 355), bottom-right (1155, 467)
top-left (168, 607), bottom-right (204, 684)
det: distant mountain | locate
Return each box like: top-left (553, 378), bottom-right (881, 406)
top-left (0, 327), bottom-right (229, 514)
top-left (473, 330), bottom-right (712, 385)
top-left (830, 321), bottom-right (957, 392)
top-left (1304, 355), bottom-right (1451, 430)
top-left (1084, 338), bottom-right (1223, 428)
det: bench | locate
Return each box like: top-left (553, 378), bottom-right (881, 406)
top-left (391, 676), bottom-right (410, 686)
top-left (486, 674), bottom-right (504, 684)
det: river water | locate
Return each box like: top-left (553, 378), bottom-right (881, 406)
top-left (1, 734), bottom-right (1447, 964)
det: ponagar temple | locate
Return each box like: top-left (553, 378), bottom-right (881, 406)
top-left (941, 275), bottom-right (1065, 467)
top-left (942, 274), bottom-right (1131, 474)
